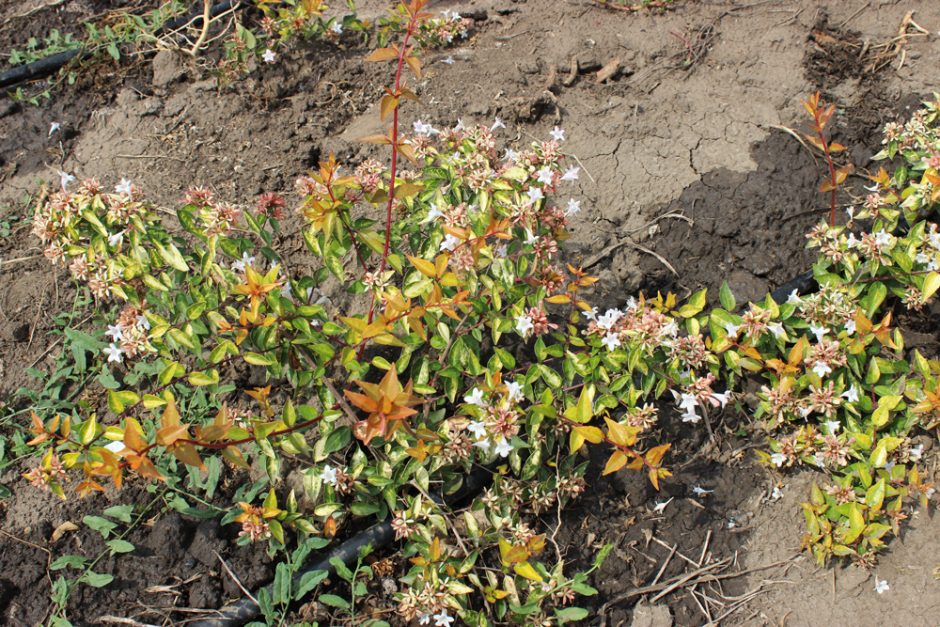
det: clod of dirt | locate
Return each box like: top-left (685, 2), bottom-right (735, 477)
top-left (152, 49), bottom-right (187, 88)
top-left (631, 600), bottom-right (673, 627)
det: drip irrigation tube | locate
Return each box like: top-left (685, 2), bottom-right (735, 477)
top-left (190, 470), bottom-right (491, 627)
top-left (0, 1), bottom-right (243, 91)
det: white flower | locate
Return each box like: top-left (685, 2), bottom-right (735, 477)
top-left (464, 388), bottom-right (486, 407)
top-left (601, 333), bottom-right (621, 351)
top-left (841, 386), bottom-right (859, 403)
top-left (472, 437), bottom-right (492, 452)
top-left (515, 314), bottom-right (534, 337)
top-left (523, 228), bottom-right (538, 246)
top-left (846, 206), bottom-right (855, 221)
top-left (48, 122), bottom-right (61, 138)
top-left (565, 198), bottom-right (581, 216)
top-left (440, 234), bottom-right (460, 252)
top-left (770, 486), bottom-right (783, 500)
top-left (692, 486), bottom-right (713, 497)
top-left (104, 440), bottom-right (125, 454)
top-left (491, 117), bottom-right (505, 130)
top-left (874, 577), bottom-right (889, 594)
top-left (787, 289), bottom-right (801, 305)
top-left (526, 187), bottom-right (545, 205)
top-left (232, 252), bottom-right (255, 273)
top-left (105, 324), bottom-right (124, 341)
top-left (652, 498), bottom-right (673, 514)
top-left (454, 118), bottom-right (466, 131)
top-left (320, 464), bottom-right (338, 486)
top-left (712, 391), bottom-right (731, 408)
top-left (844, 318), bottom-right (856, 335)
top-left (503, 148), bottom-right (518, 162)
top-left (136, 314), bottom-right (151, 330)
top-left (550, 126), bottom-right (565, 142)
top-left (115, 178), bottom-right (133, 196)
top-left (505, 380), bottom-right (524, 403)
top-left (433, 609), bottom-right (455, 627)
top-left (442, 56), bottom-right (455, 65)
top-left (768, 322), bottom-right (785, 339)
top-left (681, 410), bottom-right (701, 424)
top-left (58, 170), bottom-right (76, 190)
top-left (824, 419), bottom-right (840, 434)
top-left (422, 206), bottom-right (444, 223)
top-left (661, 320), bottom-right (679, 338)
top-left (874, 229), bottom-right (893, 249)
top-left (929, 232), bottom-right (940, 250)
top-left (108, 231), bottom-right (124, 247)
top-left (582, 306), bottom-right (598, 322)
top-left (262, 48), bottom-right (277, 64)
top-left (596, 308), bottom-right (624, 330)
top-left (330, 21), bottom-right (343, 35)
top-left (467, 420), bottom-right (488, 440)
top-left (561, 167), bottom-right (579, 182)
top-left (281, 282), bottom-right (293, 299)
top-left (413, 120), bottom-right (438, 136)
top-left (723, 322), bottom-right (740, 338)
top-left (536, 167), bottom-right (553, 186)
top-left (103, 343), bottom-right (124, 364)
top-left (809, 324), bottom-right (828, 342)
top-left (812, 360), bottom-right (832, 378)
top-left (419, 614), bottom-right (432, 626)
top-left (909, 444), bottom-right (924, 462)
top-left (494, 437), bottom-right (513, 458)
top-left (770, 452), bottom-right (786, 467)
top-left (625, 296), bottom-right (638, 311)
top-left (845, 233), bottom-right (859, 248)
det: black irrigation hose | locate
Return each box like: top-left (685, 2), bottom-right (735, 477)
top-left (770, 269), bottom-right (816, 304)
top-left (190, 469), bottom-right (492, 627)
top-left (0, 0), bottom-right (243, 90)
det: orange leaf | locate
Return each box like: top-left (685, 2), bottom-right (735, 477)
top-left (379, 94), bottom-right (399, 121)
top-left (644, 443), bottom-right (671, 467)
top-left (404, 54), bottom-right (421, 79)
top-left (365, 46), bottom-right (399, 62)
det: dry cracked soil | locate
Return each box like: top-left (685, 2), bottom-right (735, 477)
top-left (1, 0), bottom-right (940, 625)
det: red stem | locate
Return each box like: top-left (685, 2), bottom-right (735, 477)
top-left (813, 109), bottom-right (838, 226)
top-left (367, 13), bottom-right (420, 330)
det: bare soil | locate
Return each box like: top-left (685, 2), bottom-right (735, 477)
top-left (1, 0), bottom-right (939, 625)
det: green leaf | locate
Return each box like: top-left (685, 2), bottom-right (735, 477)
top-left (244, 352), bottom-right (274, 366)
top-left (719, 281), bottom-right (736, 310)
top-left (50, 555), bottom-right (87, 571)
top-left (103, 505), bottom-right (134, 523)
top-left (154, 240), bottom-right (189, 271)
top-left (83, 515), bottom-right (117, 538)
top-left (294, 569), bottom-right (328, 601)
top-left (81, 571), bottom-right (114, 588)
top-left (555, 607), bottom-right (590, 623)
top-left (106, 539), bottom-right (135, 554)
top-left (318, 593), bottom-right (351, 609)
top-left (922, 271), bottom-right (940, 302)
top-left (865, 478), bottom-right (886, 511)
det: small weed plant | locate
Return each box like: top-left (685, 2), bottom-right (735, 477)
top-left (11, 0), bottom-right (940, 623)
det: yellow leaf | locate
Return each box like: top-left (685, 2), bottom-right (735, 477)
top-left (604, 417), bottom-right (637, 447)
top-left (603, 451), bottom-right (629, 475)
top-left (513, 561), bottom-right (543, 582)
top-left (573, 425), bottom-right (604, 444)
top-left (407, 255), bottom-right (437, 278)
top-left (546, 294), bottom-right (571, 304)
